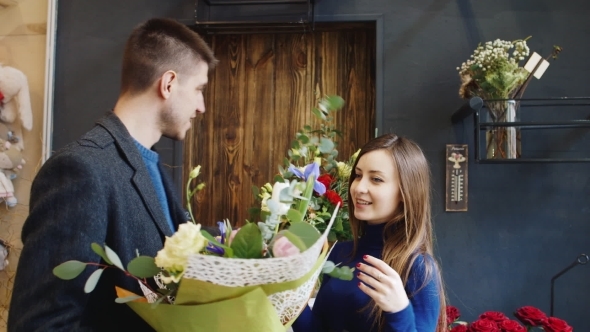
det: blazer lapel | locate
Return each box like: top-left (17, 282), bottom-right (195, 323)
top-left (97, 112), bottom-right (174, 237)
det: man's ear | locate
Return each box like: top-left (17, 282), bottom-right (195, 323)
top-left (158, 70), bottom-right (177, 99)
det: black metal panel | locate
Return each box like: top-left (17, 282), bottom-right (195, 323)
top-left (195, 0), bottom-right (314, 34)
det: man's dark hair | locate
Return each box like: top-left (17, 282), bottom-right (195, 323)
top-left (120, 18), bottom-right (218, 95)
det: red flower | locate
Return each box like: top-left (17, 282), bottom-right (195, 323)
top-left (451, 325), bottom-right (468, 332)
top-left (498, 320), bottom-right (526, 332)
top-left (542, 317), bottom-right (573, 332)
top-left (513, 306), bottom-right (547, 327)
top-left (325, 190), bottom-right (343, 206)
top-left (317, 174), bottom-right (333, 189)
top-left (468, 319), bottom-right (500, 332)
top-left (447, 305), bottom-right (461, 325)
top-left (479, 311), bottom-right (508, 323)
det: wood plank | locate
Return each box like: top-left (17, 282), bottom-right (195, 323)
top-left (184, 23), bottom-right (376, 228)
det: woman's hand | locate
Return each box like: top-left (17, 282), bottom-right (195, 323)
top-left (356, 254), bottom-right (410, 313)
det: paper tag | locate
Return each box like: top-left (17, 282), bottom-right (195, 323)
top-left (524, 52), bottom-right (550, 79)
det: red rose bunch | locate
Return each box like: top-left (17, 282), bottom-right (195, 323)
top-left (479, 311), bottom-right (509, 323)
top-left (446, 305), bottom-right (571, 332)
top-left (498, 320), bottom-right (526, 332)
top-left (468, 319), bottom-right (501, 332)
top-left (542, 317), bottom-right (573, 332)
top-left (513, 306), bottom-right (547, 326)
top-left (451, 325), bottom-right (468, 332)
top-left (447, 305), bottom-right (461, 325)
top-left (446, 305), bottom-right (468, 331)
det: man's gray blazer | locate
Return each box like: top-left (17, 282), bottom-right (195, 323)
top-left (9, 112), bottom-right (189, 331)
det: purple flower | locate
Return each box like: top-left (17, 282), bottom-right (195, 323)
top-left (206, 243), bottom-right (225, 256)
top-left (288, 162), bottom-right (326, 195)
top-left (217, 221), bottom-right (226, 243)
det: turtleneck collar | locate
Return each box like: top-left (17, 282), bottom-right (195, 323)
top-left (358, 222), bottom-right (386, 251)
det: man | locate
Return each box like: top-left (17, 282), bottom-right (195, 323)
top-left (8, 18), bottom-right (217, 331)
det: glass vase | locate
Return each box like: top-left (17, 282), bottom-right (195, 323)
top-left (485, 100), bottom-right (520, 159)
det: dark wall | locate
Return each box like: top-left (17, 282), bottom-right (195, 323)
top-left (52, 0), bottom-right (195, 184)
top-left (53, 0), bottom-right (590, 329)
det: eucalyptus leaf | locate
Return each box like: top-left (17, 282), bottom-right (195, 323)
top-left (291, 140), bottom-right (300, 149)
top-left (273, 175), bottom-right (284, 183)
top-left (91, 243), bottom-right (113, 265)
top-left (304, 125), bottom-right (312, 131)
top-left (104, 245), bottom-right (125, 270)
top-left (230, 223), bottom-right (263, 259)
top-left (319, 138), bottom-right (335, 154)
top-left (127, 256), bottom-right (160, 278)
top-left (115, 295), bottom-right (144, 303)
top-left (327, 265), bottom-right (355, 281)
top-left (53, 260), bottom-right (87, 280)
top-left (299, 135), bottom-right (310, 144)
top-left (321, 260), bottom-right (336, 274)
top-left (84, 268), bottom-right (104, 293)
top-left (287, 222), bottom-right (321, 249)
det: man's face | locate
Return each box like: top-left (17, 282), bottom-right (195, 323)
top-left (160, 61), bottom-right (209, 140)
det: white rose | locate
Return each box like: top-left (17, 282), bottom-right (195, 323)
top-left (155, 223), bottom-right (208, 281)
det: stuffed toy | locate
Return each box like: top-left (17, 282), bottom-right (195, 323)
top-left (0, 64), bottom-right (33, 151)
top-left (0, 238), bottom-right (8, 271)
top-left (0, 139), bottom-right (25, 207)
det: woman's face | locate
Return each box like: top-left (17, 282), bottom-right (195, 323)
top-left (350, 149), bottom-right (402, 225)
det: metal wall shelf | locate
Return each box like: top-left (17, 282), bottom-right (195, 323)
top-left (451, 97), bottom-right (590, 163)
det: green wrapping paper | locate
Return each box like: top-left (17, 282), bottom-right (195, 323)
top-left (122, 242), bottom-right (328, 331)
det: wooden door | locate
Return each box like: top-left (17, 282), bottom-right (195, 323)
top-left (184, 23), bottom-right (376, 227)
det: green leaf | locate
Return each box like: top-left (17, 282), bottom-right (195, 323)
top-left (326, 95), bottom-right (345, 110)
top-left (321, 260), bottom-right (336, 274)
top-left (291, 140), bottom-right (300, 149)
top-left (115, 295), bottom-right (144, 303)
top-left (273, 174), bottom-right (284, 183)
top-left (104, 245), bottom-right (124, 270)
top-left (251, 185), bottom-right (260, 198)
top-left (327, 230), bottom-right (338, 242)
top-left (91, 243), bottom-right (113, 265)
top-left (312, 108), bottom-right (326, 120)
top-left (327, 265), bottom-right (355, 280)
top-left (286, 208), bottom-right (303, 223)
top-left (200, 230), bottom-right (234, 257)
top-left (53, 260), bottom-right (87, 280)
top-left (278, 230), bottom-right (308, 252)
top-left (288, 222), bottom-right (321, 249)
top-left (299, 135), bottom-right (310, 144)
top-left (84, 268), bottom-right (104, 293)
top-left (303, 125), bottom-right (312, 131)
top-left (230, 223), bottom-right (263, 259)
top-left (127, 256), bottom-right (160, 278)
top-left (319, 138), bottom-right (335, 154)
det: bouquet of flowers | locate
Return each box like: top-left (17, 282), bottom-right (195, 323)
top-left (446, 305), bottom-right (573, 332)
top-left (53, 97), bottom-right (355, 332)
top-left (251, 95), bottom-right (359, 242)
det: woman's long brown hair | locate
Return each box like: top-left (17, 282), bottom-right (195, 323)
top-left (348, 134), bottom-right (447, 332)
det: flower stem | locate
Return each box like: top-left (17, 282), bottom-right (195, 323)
top-left (186, 177), bottom-right (196, 224)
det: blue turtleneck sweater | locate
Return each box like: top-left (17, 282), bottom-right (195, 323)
top-left (292, 223), bottom-right (440, 332)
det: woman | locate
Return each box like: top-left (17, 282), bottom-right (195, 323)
top-left (293, 133), bottom-right (446, 332)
